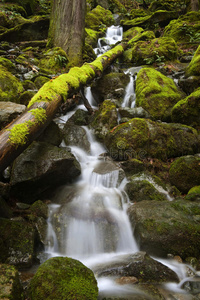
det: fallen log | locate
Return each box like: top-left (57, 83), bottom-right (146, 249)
top-left (0, 42), bottom-right (128, 174)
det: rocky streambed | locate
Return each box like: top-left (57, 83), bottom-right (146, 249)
top-left (0, 0), bottom-right (200, 299)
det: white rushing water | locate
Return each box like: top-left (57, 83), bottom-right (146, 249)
top-left (44, 26), bottom-right (199, 299)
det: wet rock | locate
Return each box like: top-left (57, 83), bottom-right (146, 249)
top-left (10, 141), bottom-right (81, 203)
top-left (0, 218), bottom-right (36, 269)
top-left (68, 109), bottom-right (90, 126)
top-left (128, 200), bottom-right (200, 259)
top-left (169, 155), bottom-right (200, 194)
top-left (91, 72), bottom-right (129, 104)
top-left (178, 76), bottom-right (200, 95)
top-left (91, 99), bottom-right (118, 140)
top-left (0, 101), bottom-right (26, 129)
top-left (105, 118), bottom-right (200, 161)
top-left (63, 124), bottom-right (90, 152)
top-left (171, 87), bottom-right (200, 128)
top-left (94, 251), bottom-right (179, 283)
top-left (125, 172), bottom-right (169, 202)
top-left (28, 256), bottom-right (98, 300)
top-left (0, 264), bottom-right (24, 300)
top-left (135, 67), bottom-right (182, 121)
top-left (37, 121), bottom-right (63, 146)
top-left (119, 107), bottom-right (151, 119)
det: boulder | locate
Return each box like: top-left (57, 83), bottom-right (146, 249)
top-left (91, 99), bottom-right (118, 140)
top-left (122, 10), bottom-right (179, 30)
top-left (125, 172), bottom-right (170, 202)
top-left (0, 66), bottom-right (24, 103)
top-left (164, 11), bottom-right (200, 44)
top-left (169, 155), bottom-right (200, 194)
top-left (185, 45), bottom-right (200, 77)
top-left (131, 37), bottom-right (178, 66)
top-left (0, 15), bottom-right (49, 43)
top-left (63, 124), bottom-right (90, 152)
top-left (0, 101), bottom-right (26, 129)
top-left (186, 185), bottom-right (200, 201)
top-left (0, 264), bottom-right (24, 300)
top-left (28, 256), bottom-right (98, 300)
top-left (85, 5), bottom-right (114, 30)
top-left (128, 200), bottom-right (200, 259)
top-left (37, 121), bottom-right (63, 146)
top-left (105, 118), bottom-right (199, 161)
top-left (0, 218), bottom-right (36, 268)
top-left (171, 87), bottom-right (200, 128)
top-left (178, 76), bottom-right (200, 95)
top-left (119, 107), bottom-right (151, 119)
top-left (135, 68), bottom-right (182, 121)
top-left (91, 72), bottom-right (129, 104)
top-left (94, 251), bottom-right (179, 283)
top-left (10, 141), bottom-right (81, 203)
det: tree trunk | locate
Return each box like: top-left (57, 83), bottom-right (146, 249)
top-left (48, 0), bottom-right (86, 66)
top-left (0, 43), bottom-right (128, 175)
top-left (190, 0), bottom-right (199, 11)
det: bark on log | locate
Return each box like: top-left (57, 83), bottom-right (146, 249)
top-left (0, 42), bottom-right (128, 174)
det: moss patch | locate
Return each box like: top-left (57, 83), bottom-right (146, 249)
top-left (29, 257), bottom-right (98, 300)
top-left (136, 67), bottom-right (182, 121)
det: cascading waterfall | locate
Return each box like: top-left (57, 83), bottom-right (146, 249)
top-left (44, 26), bottom-right (199, 298)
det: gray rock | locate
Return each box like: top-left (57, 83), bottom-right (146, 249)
top-left (10, 141), bottom-right (81, 203)
top-left (63, 124), bottom-right (90, 152)
top-left (0, 101), bottom-right (26, 129)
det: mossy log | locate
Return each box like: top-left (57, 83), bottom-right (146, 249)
top-left (0, 42), bottom-right (127, 174)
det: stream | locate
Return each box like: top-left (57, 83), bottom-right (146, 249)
top-left (43, 26), bottom-right (199, 299)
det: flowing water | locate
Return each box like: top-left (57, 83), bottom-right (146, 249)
top-left (44, 26), bottom-right (200, 299)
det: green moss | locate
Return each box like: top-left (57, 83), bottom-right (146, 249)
top-left (8, 122), bottom-right (30, 146)
top-left (136, 67), bottom-right (181, 121)
top-left (85, 28), bottom-right (99, 47)
top-left (185, 45), bottom-right (200, 77)
top-left (39, 47), bottom-right (68, 74)
top-left (0, 57), bottom-right (15, 72)
top-left (164, 12), bottom-right (200, 44)
top-left (28, 83), bottom-right (59, 108)
top-left (68, 67), bottom-right (92, 85)
top-left (30, 108), bottom-right (47, 124)
top-left (131, 37), bottom-right (178, 66)
top-left (188, 185), bottom-right (200, 195)
top-left (171, 87), bottom-right (200, 127)
top-left (29, 257), bottom-right (98, 300)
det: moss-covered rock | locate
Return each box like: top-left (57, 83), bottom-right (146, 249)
top-left (85, 5), bottom-right (114, 30)
top-left (85, 28), bottom-right (100, 47)
top-left (28, 256), bottom-right (98, 300)
top-left (4, 0), bottom-right (37, 16)
top-left (39, 47), bottom-right (68, 74)
top-left (164, 11), bottom-right (200, 44)
top-left (0, 57), bottom-right (16, 72)
top-left (185, 45), bottom-right (200, 77)
top-left (125, 172), bottom-right (169, 202)
top-left (91, 99), bottom-right (118, 140)
top-left (122, 10), bottom-right (179, 30)
top-left (94, 0), bottom-right (126, 13)
top-left (105, 118), bottom-right (200, 161)
top-left (0, 15), bottom-right (49, 43)
top-left (10, 141), bottom-right (81, 203)
top-left (128, 199), bottom-right (200, 259)
top-left (149, 0), bottom-right (187, 12)
top-left (0, 264), bottom-right (24, 300)
top-left (169, 155), bottom-right (200, 194)
top-left (135, 67), bottom-right (182, 121)
top-left (0, 65), bottom-right (24, 103)
top-left (0, 218), bottom-right (36, 268)
top-left (186, 185), bottom-right (200, 201)
top-left (171, 87), bottom-right (200, 129)
top-left (91, 72), bottom-right (129, 104)
top-left (131, 37), bottom-right (178, 66)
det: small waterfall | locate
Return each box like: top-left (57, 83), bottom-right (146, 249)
top-left (94, 25), bottom-right (123, 56)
